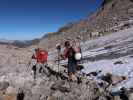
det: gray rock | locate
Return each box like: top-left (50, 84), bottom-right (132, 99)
top-left (24, 94), bottom-right (40, 100)
top-left (128, 93), bottom-right (133, 100)
top-left (98, 96), bottom-right (107, 100)
top-left (0, 81), bottom-right (9, 91)
top-left (128, 8), bottom-right (133, 14)
top-left (111, 75), bottom-right (127, 85)
top-left (114, 61), bottom-right (123, 65)
top-left (100, 73), bottom-right (126, 85)
top-left (114, 96), bottom-right (121, 100)
top-left (40, 95), bottom-right (47, 100)
top-left (51, 80), bottom-right (70, 93)
top-left (47, 96), bottom-right (56, 100)
top-left (0, 96), bottom-right (3, 100)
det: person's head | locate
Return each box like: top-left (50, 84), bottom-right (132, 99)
top-left (56, 43), bottom-right (61, 50)
top-left (35, 48), bottom-right (40, 52)
top-left (76, 36), bottom-right (81, 40)
top-left (35, 48), bottom-right (38, 52)
top-left (75, 36), bottom-right (81, 43)
top-left (70, 40), bottom-right (75, 47)
top-left (64, 41), bottom-right (70, 48)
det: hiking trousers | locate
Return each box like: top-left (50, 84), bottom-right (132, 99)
top-left (68, 59), bottom-right (77, 75)
top-left (36, 63), bottom-right (49, 76)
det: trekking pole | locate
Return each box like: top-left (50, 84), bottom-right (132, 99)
top-left (57, 51), bottom-right (60, 80)
top-left (76, 36), bottom-right (85, 84)
top-left (27, 59), bottom-right (37, 81)
top-left (56, 44), bottom-right (61, 80)
top-left (77, 36), bottom-right (83, 63)
top-left (26, 60), bottom-right (31, 72)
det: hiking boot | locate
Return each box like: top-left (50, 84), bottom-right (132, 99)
top-left (39, 67), bottom-right (43, 73)
top-left (71, 74), bottom-right (77, 82)
top-left (68, 75), bottom-right (72, 81)
top-left (68, 74), bottom-right (77, 82)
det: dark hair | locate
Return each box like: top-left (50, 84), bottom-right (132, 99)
top-left (64, 41), bottom-right (70, 47)
top-left (35, 48), bottom-right (38, 51)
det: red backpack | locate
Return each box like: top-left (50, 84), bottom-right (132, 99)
top-left (36, 50), bottom-right (48, 63)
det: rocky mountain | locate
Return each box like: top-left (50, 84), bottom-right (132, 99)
top-left (0, 38), bottom-right (40, 48)
top-left (1, 27), bottom-right (133, 100)
top-left (65, 0), bottom-right (133, 35)
top-left (38, 0), bottom-right (133, 50)
top-left (0, 39), bottom-right (14, 43)
top-left (12, 39), bottom-right (40, 48)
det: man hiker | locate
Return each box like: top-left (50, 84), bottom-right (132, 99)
top-left (60, 40), bottom-right (81, 81)
top-left (31, 48), bottom-right (48, 79)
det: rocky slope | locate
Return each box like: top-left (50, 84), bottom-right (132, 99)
top-left (1, 28), bottom-right (133, 100)
top-left (1, 27), bottom-right (133, 99)
top-left (38, 0), bottom-right (133, 50)
top-left (0, 44), bottom-right (115, 100)
top-left (0, 0), bottom-right (133, 100)
top-left (48, 27), bottom-right (133, 100)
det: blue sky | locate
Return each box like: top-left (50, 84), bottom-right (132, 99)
top-left (0, 0), bottom-right (103, 40)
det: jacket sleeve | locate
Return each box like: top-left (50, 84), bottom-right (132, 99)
top-left (63, 49), bottom-right (68, 59)
top-left (32, 54), bottom-right (36, 59)
top-left (73, 46), bottom-right (81, 53)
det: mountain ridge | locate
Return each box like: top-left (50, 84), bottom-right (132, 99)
top-left (38, 0), bottom-right (133, 50)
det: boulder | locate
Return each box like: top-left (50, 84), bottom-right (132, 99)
top-left (0, 81), bottom-right (9, 91)
top-left (100, 73), bottom-right (112, 84)
top-left (3, 94), bottom-right (16, 100)
top-left (111, 75), bottom-right (126, 85)
top-left (128, 8), bottom-right (133, 14)
top-left (128, 93), bottom-right (133, 100)
top-left (114, 61), bottom-right (123, 65)
top-left (100, 73), bottom-right (127, 85)
top-left (113, 96), bottom-right (121, 100)
top-left (6, 86), bottom-right (17, 94)
top-left (51, 80), bottom-right (65, 90)
top-left (0, 96), bottom-right (3, 100)
top-left (47, 96), bottom-right (56, 100)
top-left (51, 80), bottom-right (70, 93)
top-left (86, 70), bottom-right (102, 76)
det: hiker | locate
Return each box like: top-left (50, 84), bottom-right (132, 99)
top-left (31, 48), bottom-right (48, 79)
top-left (60, 40), bottom-right (80, 81)
top-left (72, 38), bottom-right (82, 69)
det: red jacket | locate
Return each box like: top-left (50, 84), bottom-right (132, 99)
top-left (32, 50), bottom-right (48, 63)
top-left (63, 47), bottom-right (75, 59)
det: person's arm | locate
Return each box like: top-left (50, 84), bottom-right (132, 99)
top-left (60, 49), bottom-right (68, 60)
top-left (32, 54), bottom-right (36, 59)
top-left (73, 46), bottom-right (81, 53)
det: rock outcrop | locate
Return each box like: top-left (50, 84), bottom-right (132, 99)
top-left (38, 0), bottom-right (133, 50)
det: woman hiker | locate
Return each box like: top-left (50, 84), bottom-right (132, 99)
top-left (60, 40), bottom-right (81, 81)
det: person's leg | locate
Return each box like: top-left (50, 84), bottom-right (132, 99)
top-left (71, 62), bottom-right (77, 81)
top-left (39, 63), bottom-right (43, 73)
top-left (68, 62), bottom-right (73, 81)
top-left (32, 65), bottom-right (36, 79)
top-left (36, 63), bottom-right (42, 76)
top-left (40, 62), bottom-right (49, 76)
top-left (72, 63), bottom-right (77, 74)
